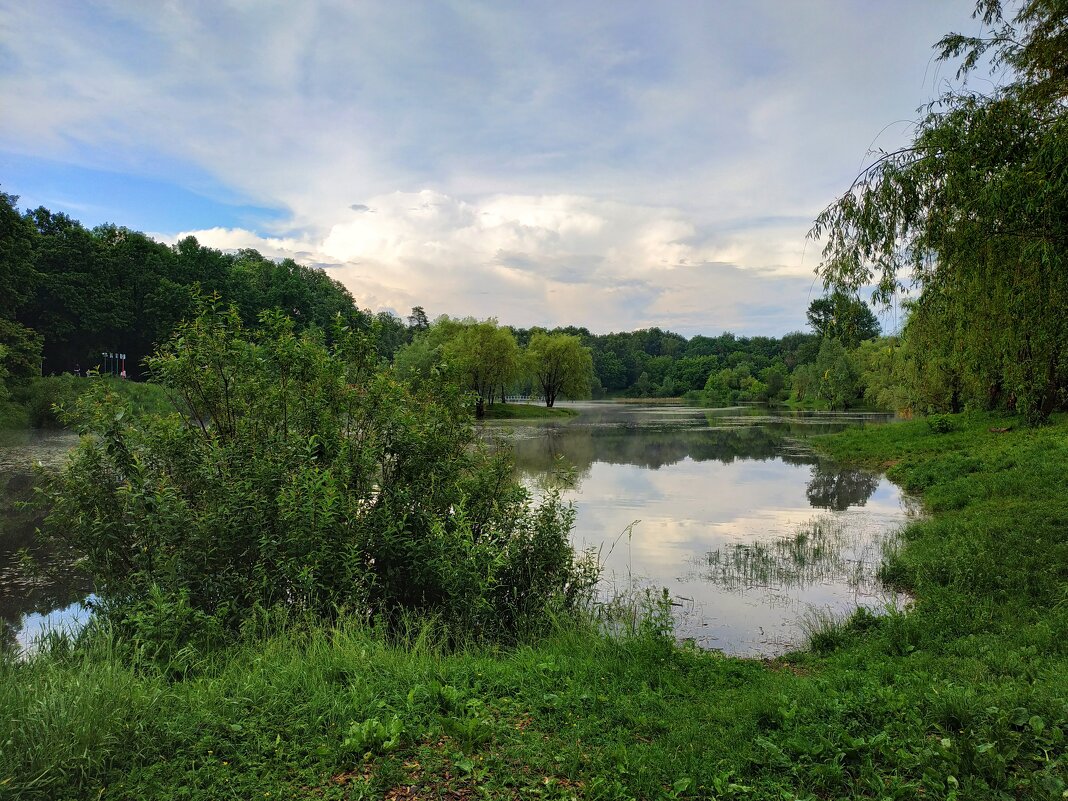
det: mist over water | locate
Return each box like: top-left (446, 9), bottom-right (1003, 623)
top-left (490, 402), bottom-right (909, 656)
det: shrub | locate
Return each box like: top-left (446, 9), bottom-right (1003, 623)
top-left (12, 374), bottom-right (81, 428)
top-left (43, 301), bottom-right (597, 648)
top-left (926, 413), bottom-right (956, 434)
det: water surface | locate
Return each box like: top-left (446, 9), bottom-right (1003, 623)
top-left (0, 429), bottom-right (87, 651)
top-left (1, 403), bottom-right (909, 657)
top-left (489, 402), bottom-right (909, 656)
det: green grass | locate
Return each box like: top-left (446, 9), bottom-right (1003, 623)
top-left (3, 411), bottom-right (1068, 799)
top-left (6, 375), bottom-right (174, 429)
top-left (483, 402), bottom-right (578, 420)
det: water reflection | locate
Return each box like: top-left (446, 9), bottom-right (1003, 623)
top-left (506, 407), bottom-right (885, 514)
top-left (510, 424), bottom-right (793, 476)
top-left (806, 464), bottom-right (881, 511)
top-left (0, 430), bottom-right (89, 650)
top-left (704, 516), bottom-right (887, 595)
top-left (1, 404), bottom-right (905, 657)
top-left (489, 402), bottom-right (906, 656)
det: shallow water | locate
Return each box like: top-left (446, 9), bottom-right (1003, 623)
top-left (487, 402), bottom-right (910, 656)
top-left (0, 429), bottom-right (89, 651)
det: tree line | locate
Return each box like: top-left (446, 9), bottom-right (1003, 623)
top-left (0, 190), bottom-right (887, 422)
top-left (0, 188), bottom-right (899, 421)
top-left (0, 193), bottom-right (379, 381)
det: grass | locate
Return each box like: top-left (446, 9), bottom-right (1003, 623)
top-left (483, 402), bottom-right (578, 420)
top-left (5, 375), bottom-right (174, 429)
top-left (3, 411), bottom-right (1068, 799)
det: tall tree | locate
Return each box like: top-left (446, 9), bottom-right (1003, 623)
top-left (810, 0), bottom-right (1068, 421)
top-left (0, 192), bottom-right (41, 380)
top-left (815, 338), bottom-right (859, 411)
top-left (806, 292), bottom-right (881, 347)
top-left (407, 306), bottom-right (429, 331)
top-left (0, 192), bottom-right (36, 319)
top-left (526, 333), bottom-right (593, 408)
top-left (444, 321), bottom-right (520, 418)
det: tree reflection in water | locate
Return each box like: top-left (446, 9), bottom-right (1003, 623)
top-left (806, 463), bottom-right (880, 510)
top-left (506, 423), bottom-right (801, 489)
top-left (484, 404), bottom-right (905, 655)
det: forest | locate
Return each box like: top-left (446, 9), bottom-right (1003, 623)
top-left (2, 188), bottom-right (1027, 425)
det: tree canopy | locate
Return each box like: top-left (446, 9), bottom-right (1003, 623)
top-left (43, 302), bottom-right (594, 643)
top-left (811, 0), bottom-right (1068, 421)
top-left (526, 333), bottom-right (594, 408)
top-left (0, 194), bottom-right (381, 381)
top-left (443, 320), bottom-right (521, 418)
top-left (805, 292), bottom-right (880, 347)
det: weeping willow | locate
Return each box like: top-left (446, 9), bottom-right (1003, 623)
top-left (811, 0), bottom-right (1068, 421)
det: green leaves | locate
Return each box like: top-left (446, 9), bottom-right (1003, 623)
top-left (525, 332), bottom-right (594, 408)
top-left (811, 1), bottom-right (1068, 422)
top-left (44, 301), bottom-right (596, 651)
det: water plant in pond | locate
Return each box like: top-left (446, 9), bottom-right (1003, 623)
top-left (704, 516), bottom-right (895, 596)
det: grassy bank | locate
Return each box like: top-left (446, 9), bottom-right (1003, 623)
top-left (3, 413), bottom-right (1067, 800)
top-left (1, 375), bottom-right (174, 429)
top-left (483, 402), bottom-right (579, 420)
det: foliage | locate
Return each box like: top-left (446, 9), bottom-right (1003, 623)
top-left (926, 413), bottom-right (956, 433)
top-left (811, 0), bottom-right (1068, 422)
top-left (442, 320), bottom-right (520, 418)
top-left (2, 192), bottom-right (837, 408)
top-left (0, 345), bottom-right (24, 429)
top-left (0, 192), bottom-right (36, 319)
top-left (5, 375), bottom-right (173, 429)
top-left (8, 410), bottom-right (1068, 799)
top-left (814, 338), bottom-right (860, 410)
top-left (41, 302), bottom-right (597, 647)
top-left (525, 333), bottom-right (594, 408)
top-left (392, 315), bottom-right (465, 388)
top-left (1, 199), bottom-right (383, 382)
top-left (407, 305), bottom-right (430, 331)
top-left (806, 291), bottom-right (881, 347)
top-left (850, 337), bottom-right (909, 412)
top-left (0, 317), bottom-right (42, 382)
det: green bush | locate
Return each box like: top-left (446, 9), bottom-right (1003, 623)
top-left (42, 301), bottom-right (597, 649)
top-left (11, 374), bottom-right (81, 427)
top-left (926, 413), bottom-right (956, 434)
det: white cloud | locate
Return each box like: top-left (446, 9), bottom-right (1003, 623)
top-left (179, 190), bottom-right (823, 335)
top-left (1, 1), bottom-right (978, 334)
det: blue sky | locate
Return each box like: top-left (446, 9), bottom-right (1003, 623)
top-left (0, 1), bottom-right (983, 336)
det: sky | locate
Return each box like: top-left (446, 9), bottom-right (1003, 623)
top-left (0, 1), bottom-right (985, 337)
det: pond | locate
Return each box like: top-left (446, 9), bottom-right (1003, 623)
top-left (487, 401), bottom-right (911, 656)
top-left (0, 429), bottom-right (88, 652)
top-left (1, 402), bottom-right (910, 657)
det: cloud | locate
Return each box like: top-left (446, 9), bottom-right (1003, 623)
top-left (179, 190), bottom-right (823, 335)
top-left (0, 1), bottom-right (977, 334)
